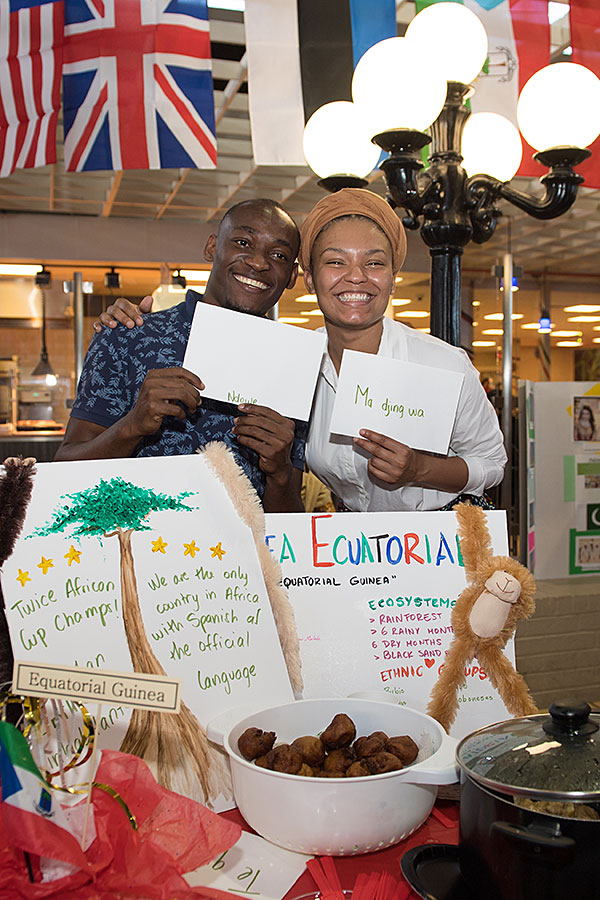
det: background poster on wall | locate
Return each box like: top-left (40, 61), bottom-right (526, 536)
top-left (3, 455), bottom-right (294, 807)
top-left (265, 510), bottom-right (512, 738)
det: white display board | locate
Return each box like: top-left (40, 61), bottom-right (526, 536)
top-left (265, 510), bottom-right (513, 739)
top-left (3, 455), bottom-right (294, 803)
top-left (533, 381), bottom-right (600, 578)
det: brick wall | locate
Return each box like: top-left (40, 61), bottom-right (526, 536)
top-left (515, 576), bottom-right (600, 709)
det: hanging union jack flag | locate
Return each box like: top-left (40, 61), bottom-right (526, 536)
top-left (0, 0), bottom-right (64, 178)
top-left (62, 0), bottom-right (216, 172)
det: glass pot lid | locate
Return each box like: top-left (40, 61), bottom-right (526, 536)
top-left (456, 701), bottom-right (600, 801)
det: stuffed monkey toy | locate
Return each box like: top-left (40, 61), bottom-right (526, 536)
top-left (427, 502), bottom-right (538, 733)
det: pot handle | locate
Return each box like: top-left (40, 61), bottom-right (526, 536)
top-left (492, 821), bottom-right (575, 857)
top-left (400, 730), bottom-right (459, 785)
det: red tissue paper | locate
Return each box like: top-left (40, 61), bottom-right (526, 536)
top-left (0, 748), bottom-right (243, 900)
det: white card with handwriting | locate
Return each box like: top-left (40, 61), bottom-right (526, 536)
top-left (183, 302), bottom-right (326, 421)
top-left (329, 349), bottom-right (464, 454)
top-left (185, 831), bottom-right (311, 899)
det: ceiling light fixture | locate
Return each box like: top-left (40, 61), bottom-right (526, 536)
top-left (567, 315), bottom-right (600, 322)
top-left (538, 315), bottom-right (552, 334)
top-left (552, 330), bottom-right (582, 337)
top-left (391, 298), bottom-right (412, 306)
top-left (481, 329), bottom-right (503, 335)
top-left (556, 340), bottom-right (583, 346)
top-left (0, 263), bottom-right (43, 277)
top-left (278, 317), bottom-right (309, 324)
top-left (178, 269), bottom-right (211, 283)
top-left (31, 281), bottom-right (56, 386)
top-left (294, 294), bottom-right (318, 303)
top-left (484, 312), bottom-right (524, 320)
top-left (34, 265), bottom-right (51, 286)
top-left (396, 310), bottom-right (429, 318)
top-left (499, 275), bottom-right (519, 292)
top-left (564, 304), bottom-right (600, 313)
top-left (171, 269), bottom-right (187, 289)
top-left (473, 340), bottom-right (497, 347)
top-left (104, 266), bottom-right (121, 289)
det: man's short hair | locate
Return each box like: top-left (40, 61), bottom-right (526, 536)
top-left (220, 198), bottom-right (300, 253)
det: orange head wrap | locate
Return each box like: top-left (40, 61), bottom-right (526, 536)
top-left (298, 187), bottom-right (407, 274)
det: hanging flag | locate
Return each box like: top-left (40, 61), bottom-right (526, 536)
top-left (0, 0), bottom-right (64, 178)
top-left (62, 0), bottom-right (216, 172)
top-left (245, 0), bottom-right (397, 166)
top-left (467, 0), bottom-right (550, 179)
top-left (569, 0), bottom-right (600, 189)
top-left (0, 720), bottom-right (89, 871)
top-left (416, 0), bottom-right (551, 179)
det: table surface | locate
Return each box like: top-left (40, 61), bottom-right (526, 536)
top-left (220, 800), bottom-right (460, 900)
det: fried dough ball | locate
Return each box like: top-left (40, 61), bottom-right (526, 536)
top-left (365, 751), bottom-right (403, 775)
top-left (238, 727), bottom-right (276, 761)
top-left (386, 735), bottom-right (419, 765)
top-left (254, 754), bottom-right (269, 769)
top-left (291, 735), bottom-right (326, 767)
top-left (370, 731), bottom-right (389, 744)
top-left (297, 763), bottom-right (315, 777)
top-left (346, 760), bottom-right (371, 778)
top-left (321, 713), bottom-right (356, 749)
top-left (323, 747), bottom-right (355, 774)
top-left (354, 733), bottom-right (387, 759)
top-left (265, 744), bottom-right (303, 774)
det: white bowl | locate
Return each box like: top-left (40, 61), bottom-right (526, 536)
top-left (208, 697), bottom-right (457, 856)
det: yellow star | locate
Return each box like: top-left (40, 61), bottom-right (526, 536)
top-left (64, 545), bottom-right (81, 567)
top-left (210, 541), bottom-right (226, 560)
top-left (37, 556), bottom-right (54, 575)
top-left (183, 540), bottom-right (199, 558)
top-left (16, 569), bottom-right (31, 587)
top-left (152, 536), bottom-right (168, 554)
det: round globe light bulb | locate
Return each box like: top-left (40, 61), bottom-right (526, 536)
top-left (461, 112), bottom-right (522, 181)
top-left (517, 62), bottom-right (600, 151)
top-left (352, 37), bottom-right (447, 135)
top-left (302, 101), bottom-right (381, 179)
top-left (405, 2), bottom-right (488, 85)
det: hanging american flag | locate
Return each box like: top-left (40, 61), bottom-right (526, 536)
top-left (62, 0), bottom-right (216, 172)
top-left (0, 0), bottom-right (64, 178)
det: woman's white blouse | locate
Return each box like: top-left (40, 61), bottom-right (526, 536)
top-left (306, 317), bottom-right (507, 512)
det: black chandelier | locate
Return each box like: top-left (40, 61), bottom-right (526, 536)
top-left (372, 84), bottom-right (589, 345)
top-left (303, 3), bottom-right (600, 346)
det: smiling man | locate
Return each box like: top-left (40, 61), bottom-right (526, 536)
top-left (55, 199), bottom-right (305, 513)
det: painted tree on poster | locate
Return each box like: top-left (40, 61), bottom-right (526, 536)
top-left (32, 476), bottom-right (224, 802)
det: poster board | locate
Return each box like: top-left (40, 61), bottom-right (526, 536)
top-left (265, 510), bottom-right (513, 738)
top-left (2, 453), bottom-right (296, 807)
top-left (533, 381), bottom-right (600, 578)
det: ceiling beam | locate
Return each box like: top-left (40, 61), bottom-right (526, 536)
top-left (101, 171), bottom-right (123, 217)
top-left (205, 166), bottom-right (258, 221)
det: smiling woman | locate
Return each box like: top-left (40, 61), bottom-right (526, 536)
top-left (300, 188), bottom-right (507, 513)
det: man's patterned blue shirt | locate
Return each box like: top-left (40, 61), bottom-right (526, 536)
top-left (71, 290), bottom-right (306, 498)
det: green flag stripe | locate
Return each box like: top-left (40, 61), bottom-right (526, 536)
top-left (0, 720), bottom-right (44, 780)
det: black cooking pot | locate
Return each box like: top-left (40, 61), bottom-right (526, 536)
top-left (456, 700), bottom-right (600, 900)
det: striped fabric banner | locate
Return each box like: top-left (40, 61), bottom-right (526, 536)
top-left (0, 0), bottom-right (64, 178)
top-left (246, 0), bottom-right (396, 166)
top-left (570, 0), bottom-right (600, 189)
